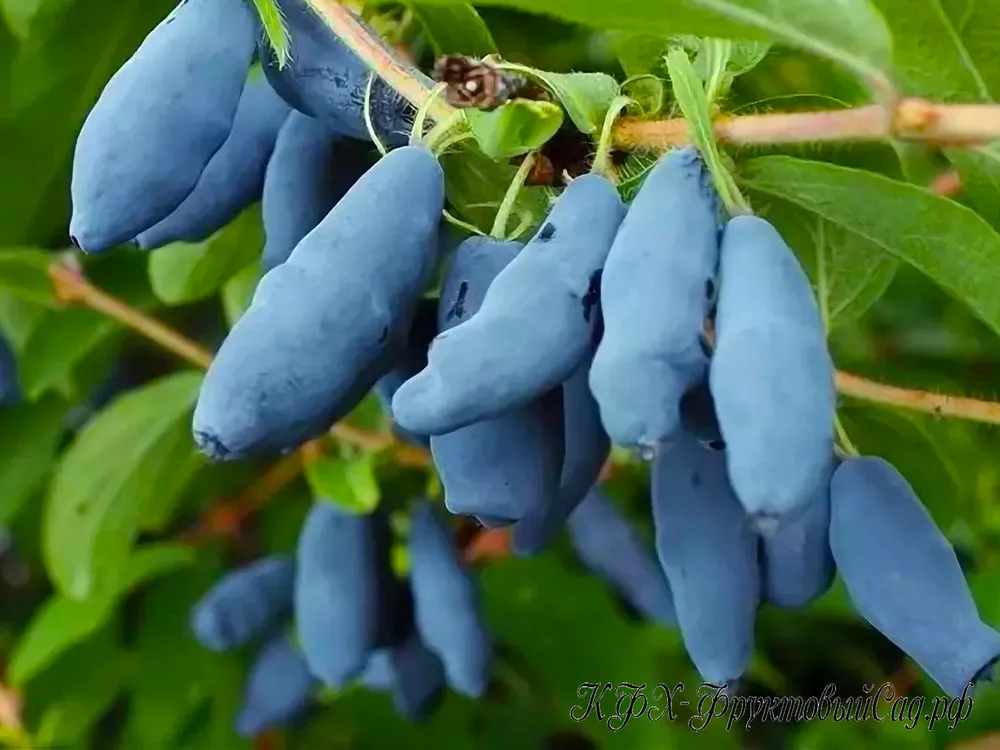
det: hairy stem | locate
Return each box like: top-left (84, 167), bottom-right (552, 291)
top-left (307, 0), bottom-right (455, 123)
top-left (836, 371), bottom-right (1000, 426)
top-left (612, 99), bottom-right (1000, 150)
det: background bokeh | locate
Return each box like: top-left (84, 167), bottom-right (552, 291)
top-left (1, 1), bottom-right (1000, 748)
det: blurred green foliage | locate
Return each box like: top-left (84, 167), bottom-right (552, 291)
top-left (1, 0), bottom-right (1000, 749)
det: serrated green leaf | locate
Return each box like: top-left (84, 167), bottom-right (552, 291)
top-left (466, 99), bottom-right (563, 159)
top-left (408, 2), bottom-right (497, 56)
top-left (0, 395), bottom-right (67, 525)
top-left (0, 248), bottom-right (56, 306)
top-left (43, 372), bottom-right (203, 600)
top-left (740, 156), bottom-right (1000, 338)
top-left (9, 543), bottom-right (194, 686)
top-left (220, 260), bottom-right (260, 328)
top-left (744, 192), bottom-right (898, 328)
top-left (415, 0), bottom-right (891, 85)
top-left (147, 207), bottom-right (263, 305)
top-left (500, 64), bottom-right (620, 134)
top-left (839, 405), bottom-right (962, 530)
top-left (307, 453), bottom-right (381, 514)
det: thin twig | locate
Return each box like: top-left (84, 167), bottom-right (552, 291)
top-left (836, 371), bottom-right (1000, 426)
top-left (48, 263), bottom-right (213, 368)
top-left (611, 99), bottom-right (1000, 150)
top-left (178, 447), bottom-right (310, 545)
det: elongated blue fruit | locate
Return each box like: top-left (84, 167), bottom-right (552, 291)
top-left (135, 77), bottom-right (290, 250)
top-left (357, 649), bottom-right (394, 692)
top-left (652, 433), bottom-right (759, 686)
top-left (760, 484), bottom-right (834, 607)
top-left (408, 501), bottom-right (491, 697)
top-left (830, 457), bottom-right (1000, 697)
top-left (388, 631), bottom-right (446, 720)
top-left (512, 358), bottom-right (611, 555)
top-left (192, 146), bottom-right (444, 460)
top-left (393, 175), bottom-right (625, 435)
top-left (261, 112), bottom-right (376, 271)
top-left (190, 556), bottom-right (295, 652)
top-left (425, 237), bottom-right (565, 524)
top-left (69, 0), bottom-right (258, 252)
top-left (709, 215), bottom-right (836, 521)
top-left (589, 147), bottom-right (721, 448)
top-left (567, 489), bottom-right (675, 626)
top-left (373, 298), bottom-right (438, 448)
top-left (260, 0), bottom-right (418, 144)
top-left (0, 333), bottom-right (19, 405)
top-left (295, 501), bottom-right (389, 688)
top-left (234, 636), bottom-right (318, 738)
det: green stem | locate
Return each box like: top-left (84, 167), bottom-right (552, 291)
top-left (591, 95), bottom-right (634, 180)
top-left (363, 74), bottom-right (389, 157)
top-left (491, 153), bottom-right (536, 240)
top-left (410, 82), bottom-right (449, 146)
top-left (665, 48), bottom-right (752, 216)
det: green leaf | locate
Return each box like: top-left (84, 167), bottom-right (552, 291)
top-left (9, 543), bottom-right (194, 686)
top-left (42, 372), bottom-right (203, 600)
top-left (608, 32), bottom-right (671, 77)
top-left (621, 75), bottom-right (666, 116)
top-left (0, 294), bottom-right (48, 351)
top-left (27, 619), bottom-right (131, 749)
top-left (946, 144), bottom-right (1000, 229)
top-left (869, 0), bottom-right (994, 101)
top-left (0, 0), bottom-right (178, 245)
top-left (0, 247), bottom-right (56, 305)
top-left (408, 2), bottom-right (497, 56)
top-left (740, 156), bottom-right (1000, 337)
top-left (666, 48), bottom-right (742, 213)
top-left (744, 192), bottom-right (898, 328)
top-left (220, 260), bottom-right (259, 328)
top-left (466, 99), bottom-right (564, 159)
top-left (839, 405), bottom-right (962, 530)
top-left (0, 395), bottom-right (67, 525)
top-left (147, 207), bottom-right (263, 305)
top-left (670, 35), bottom-right (771, 92)
top-left (414, 0), bottom-right (892, 85)
top-left (123, 559), bottom-right (250, 750)
top-left (17, 307), bottom-right (119, 400)
top-left (480, 554), bottom-right (741, 749)
top-left (440, 147), bottom-right (551, 233)
top-left (500, 64), bottom-right (620, 134)
top-left (306, 453), bottom-right (381, 514)
top-left (8, 595), bottom-right (113, 687)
